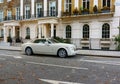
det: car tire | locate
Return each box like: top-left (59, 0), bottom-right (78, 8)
top-left (57, 49), bottom-right (67, 58)
top-left (25, 47), bottom-right (33, 55)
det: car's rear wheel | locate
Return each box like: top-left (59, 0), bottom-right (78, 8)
top-left (25, 47), bottom-right (33, 55)
top-left (57, 49), bottom-right (67, 58)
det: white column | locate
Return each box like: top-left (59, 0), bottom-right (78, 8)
top-left (12, 26), bottom-right (15, 37)
top-left (44, 25), bottom-right (46, 38)
top-left (51, 23), bottom-right (54, 37)
top-left (58, 0), bottom-right (62, 17)
top-left (31, 0), bottom-right (35, 18)
top-left (75, 0), bottom-right (79, 8)
top-left (38, 24), bottom-right (41, 38)
top-left (19, 27), bottom-right (22, 38)
top-left (20, 0), bottom-right (23, 19)
top-left (4, 26), bottom-right (7, 42)
top-left (44, 0), bottom-right (47, 16)
top-left (41, 24), bottom-right (44, 38)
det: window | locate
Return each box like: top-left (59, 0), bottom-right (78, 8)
top-left (33, 39), bottom-right (46, 43)
top-left (0, 11), bottom-right (3, 22)
top-left (26, 27), bottom-right (30, 39)
top-left (36, 3), bottom-right (43, 17)
top-left (25, 5), bottom-right (30, 19)
top-left (83, 0), bottom-right (90, 9)
top-left (103, 0), bottom-right (110, 7)
top-left (49, 1), bottom-right (56, 16)
top-left (16, 7), bottom-right (20, 20)
top-left (8, 29), bottom-right (11, 37)
top-left (66, 25), bottom-right (71, 38)
top-left (7, 0), bottom-right (11, 2)
top-left (64, 0), bottom-right (72, 12)
top-left (83, 24), bottom-right (89, 38)
top-left (7, 10), bottom-right (12, 20)
top-left (1, 29), bottom-right (3, 38)
top-left (102, 23), bottom-right (110, 38)
top-left (0, 0), bottom-right (3, 3)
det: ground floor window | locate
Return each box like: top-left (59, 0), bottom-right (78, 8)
top-left (26, 27), bottom-right (30, 39)
top-left (102, 23), bottom-right (110, 38)
top-left (83, 24), bottom-right (89, 38)
top-left (66, 25), bottom-right (71, 38)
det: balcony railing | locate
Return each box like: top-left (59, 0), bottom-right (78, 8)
top-left (0, 11), bottom-right (58, 22)
top-left (61, 9), bottom-right (113, 17)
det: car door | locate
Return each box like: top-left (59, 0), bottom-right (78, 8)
top-left (43, 40), bottom-right (56, 55)
top-left (32, 39), bottom-right (46, 54)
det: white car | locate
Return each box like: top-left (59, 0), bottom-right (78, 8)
top-left (21, 38), bottom-right (77, 58)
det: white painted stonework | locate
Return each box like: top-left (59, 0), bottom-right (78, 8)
top-left (0, 0), bottom-right (120, 50)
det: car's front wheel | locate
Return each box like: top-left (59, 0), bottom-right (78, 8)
top-left (57, 49), bottom-right (67, 58)
top-left (25, 47), bottom-right (33, 55)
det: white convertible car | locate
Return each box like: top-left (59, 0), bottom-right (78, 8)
top-left (22, 38), bottom-right (77, 58)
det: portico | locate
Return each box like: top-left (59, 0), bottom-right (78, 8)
top-left (38, 18), bottom-right (58, 38)
top-left (3, 22), bottom-right (20, 42)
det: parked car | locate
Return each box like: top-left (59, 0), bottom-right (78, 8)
top-left (21, 38), bottom-right (77, 58)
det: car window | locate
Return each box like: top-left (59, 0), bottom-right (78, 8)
top-left (33, 39), bottom-right (40, 43)
top-left (33, 39), bottom-right (46, 43)
top-left (39, 39), bottom-right (46, 44)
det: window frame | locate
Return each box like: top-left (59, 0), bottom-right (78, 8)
top-left (64, 0), bottom-right (72, 12)
top-left (83, 24), bottom-right (89, 38)
top-left (102, 0), bottom-right (110, 7)
top-left (26, 27), bottom-right (30, 37)
top-left (0, 11), bottom-right (3, 22)
top-left (49, 1), bottom-right (56, 16)
top-left (16, 7), bottom-right (20, 20)
top-left (102, 23), bottom-right (110, 39)
top-left (25, 5), bottom-right (31, 19)
top-left (83, 0), bottom-right (90, 9)
top-left (36, 3), bottom-right (43, 17)
top-left (66, 25), bottom-right (72, 38)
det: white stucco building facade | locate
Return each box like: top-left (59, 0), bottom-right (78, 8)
top-left (0, 0), bottom-right (120, 50)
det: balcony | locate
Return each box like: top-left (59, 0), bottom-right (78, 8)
top-left (0, 11), bottom-right (58, 22)
top-left (61, 6), bottom-right (114, 18)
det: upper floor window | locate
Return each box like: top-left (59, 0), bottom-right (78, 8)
top-left (16, 7), bottom-right (20, 20)
top-left (7, 0), bottom-right (11, 2)
top-left (25, 5), bottom-right (30, 19)
top-left (36, 3), bottom-right (43, 17)
top-left (64, 0), bottom-right (72, 13)
top-left (7, 10), bottom-right (12, 20)
top-left (0, 0), bottom-right (3, 3)
top-left (49, 1), bottom-right (56, 16)
top-left (102, 23), bottom-right (110, 38)
top-left (83, 24), bottom-right (89, 38)
top-left (0, 11), bottom-right (3, 22)
top-left (66, 25), bottom-right (71, 38)
top-left (83, 0), bottom-right (90, 9)
top-left (103, 0), bottom-right (110, 7)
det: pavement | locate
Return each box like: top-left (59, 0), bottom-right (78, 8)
top-left (0, 46), bottom-right (21, 51)
top-left (0, 46), bottom-right (120, 57)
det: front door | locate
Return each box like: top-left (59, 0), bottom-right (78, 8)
top-left (15, 27), bottom-right (21, 42)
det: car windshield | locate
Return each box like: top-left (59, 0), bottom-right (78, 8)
top-left (48, 39), bottom-right (60, 43)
